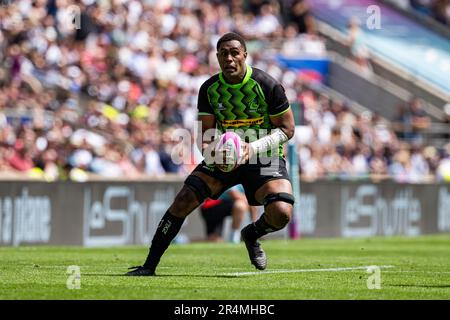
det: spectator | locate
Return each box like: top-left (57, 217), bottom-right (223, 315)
top-left (287, 0), bottom-right (316, 34)
top-left (346, 16), bottom-right (372, 75)
top-left (158, 128), bottom-right (182, 174)
top-left (253, 3), bottom-right (282, 38)
top-left (143, 142), bottom-right (165, 177)
top-left (436, 144), bottom-right (450, 182)
top-left (0, 143), bottom-right (13, 171)
top-left (7, 139), bottom-right (34, 172)
top-left (36, 147), bottom-right (60, 181)
top-left (395, 98), bottom-right (431, 144)
top-left (281, 23), bottom-right (326, 57)
top-left (200, 185), bottom-right (258, 244)
top-left (436, 0), bottom-right (450, 25)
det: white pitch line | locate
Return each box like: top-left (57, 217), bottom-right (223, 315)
top-left (383, 270), bottom-right (450, 274)
top-left (222, 265), bottom-right (396, 277)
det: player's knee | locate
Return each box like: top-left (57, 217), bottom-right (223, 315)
top-left (263, 193), bottom-right (295, 229)
top-left (265, 202), bottom-right (292, 228)
top-left (184, 174), bottom-right (212, 204)
top-left (170, 187), bottom-right (199, 218)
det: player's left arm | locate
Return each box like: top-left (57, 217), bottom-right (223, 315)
top-left (242, 109), bottom-right (295, 161)
top-left (243, 82), bottom-right (295, 161)
top-left (266, 81), bottom-right (295, 140)
top-left (269, 107), bottom-right (295, 140)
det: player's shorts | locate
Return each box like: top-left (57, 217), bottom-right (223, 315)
top-left (191, 156), bottom-right (291, 206)
top-left (200, 198), bottom-right (234, 236)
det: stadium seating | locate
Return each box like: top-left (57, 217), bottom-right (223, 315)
top-left (0, 0), bottom-right (449, 183)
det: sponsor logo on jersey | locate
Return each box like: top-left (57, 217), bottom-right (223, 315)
top-left (220, 117), bottom-right (264, 128)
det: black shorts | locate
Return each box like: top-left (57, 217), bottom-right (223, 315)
top-left (200, 199), bottom-right (234, 236)
top-left (192, 156), bottom-right (291, 206)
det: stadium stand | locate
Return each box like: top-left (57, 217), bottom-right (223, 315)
top-left (0, 0), bottom-right (449, 183)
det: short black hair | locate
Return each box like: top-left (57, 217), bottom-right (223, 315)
top-left (216, 32), bottom-right (247, 52)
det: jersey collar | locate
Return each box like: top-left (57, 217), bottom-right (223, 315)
top-left (219, 64), bottom-right (252, 88)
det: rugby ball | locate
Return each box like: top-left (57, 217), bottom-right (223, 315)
top-left (214, 132), bottom-right (243, 172)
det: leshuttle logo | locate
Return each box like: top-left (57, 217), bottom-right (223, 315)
top-left (83, 186), bottom-right (175, 246)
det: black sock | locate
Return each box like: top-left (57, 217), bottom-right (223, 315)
top-left (243, 214), bottom-right (280, 242)
top-left (143, 210), bottom-right (185, 270)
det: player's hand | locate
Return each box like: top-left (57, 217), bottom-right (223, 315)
top-left (202, 140), bottom-right (219, 166)
top-left (241, 143), bottom-right (253, 164)
top-left (216, 145), bottom-right (234, 171)
top-left (204, 142), bottom-right (233, 170)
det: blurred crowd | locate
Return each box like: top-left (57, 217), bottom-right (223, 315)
top-left (0, 0), bottom-right (318, 181)
top-left (0, 0), bottom-right (449, 183)
top-left (295, 88), bottom-right (450, 183)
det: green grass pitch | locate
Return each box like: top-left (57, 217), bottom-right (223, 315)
top-left (1, 235), bottom-right (449, 300)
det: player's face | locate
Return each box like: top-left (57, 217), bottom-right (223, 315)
top-left (217, 40), bottom-right (247, 84)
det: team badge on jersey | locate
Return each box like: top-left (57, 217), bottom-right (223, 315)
top-left (249, 99), bottom-right (259, 110)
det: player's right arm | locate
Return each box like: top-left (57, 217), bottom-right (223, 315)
top-left (197, 81), bottom-right (220, 165)
top-left (197, 114), bottom-right (217, 156)
top-left (198, 114), bottom-right (230, 171)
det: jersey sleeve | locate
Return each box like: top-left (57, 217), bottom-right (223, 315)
top-left (197, 82), bottom-right (214, 116)
top-left (268, 83), bottom-right (290, 117)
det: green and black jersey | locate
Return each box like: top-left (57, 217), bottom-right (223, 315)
top-left (197, 65), bottom-right (291, 156)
